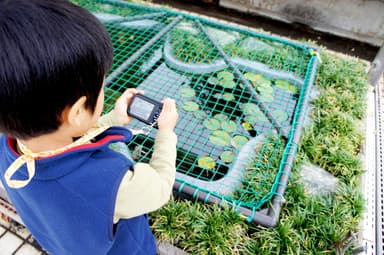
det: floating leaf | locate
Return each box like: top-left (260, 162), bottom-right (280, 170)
top-left (273, 109), bottom-right (289, 122)
top-left (260, 93), bottom-right (274, 102)
top-left (198, 156), bottom-right (216, 170)
top-left (240, 103), bottom-right (258, 115)
top-left (257, 85), bottom-right (274, 95)
top-left (203, 118), bottom-right (220, 130)
top-left (220, 151), bottom-right (235, 163)
top-left (275, 79), bottom-right (299, 94)
top-left (180, 87), bottom-right (196, 98)
top-left (213, 113), bottom-right (228, 121)
top-left (244, 72), bottom-right (260, 82)
top-left (231, 135), bottom-right (249, 148)
top-left (219, 79), bottom-right (236, 88)
top-left (222, 93), bottom-right (235, 101)
top-left (244, 109), bottom-right (268, 123)
top-left (242, 122), bottom-right (253, 131)
top-left (275, 79), bottom-right (290, 87)
top-left (221, 120), bottom-right (237, 133)
top-left (193, 110), bottom-right (207, 119)
top-left (208, 76), bottom-right (219, 85)
top-left (217, 71), bottom-right (234, 81)
top-left (255, 75), bottom-right (272, 87)
top-left (209, 130), bottom-right (231, 146)
top-left (182, 101), bottom-right (199, 112)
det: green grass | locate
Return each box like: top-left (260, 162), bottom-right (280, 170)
top-left (151, 50), bottom-right (369, 255)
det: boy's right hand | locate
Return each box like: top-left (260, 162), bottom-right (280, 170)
top-left (157, 98), bottom-right (178, 131)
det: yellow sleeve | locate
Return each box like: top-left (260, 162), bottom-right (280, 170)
top-left (96, 110), bottom-right (119, 127)
top-left (113, 130), bottom-right (177, 222)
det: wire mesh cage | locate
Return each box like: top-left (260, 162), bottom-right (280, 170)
top-left (73, 0), bottom-right (319, 226)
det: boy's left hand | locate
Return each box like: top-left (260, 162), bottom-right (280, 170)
top-left (112, 88), bottom-right (144, 126)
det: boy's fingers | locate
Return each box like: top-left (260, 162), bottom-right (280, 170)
top-left (162, 98), bottom-right (176, 111)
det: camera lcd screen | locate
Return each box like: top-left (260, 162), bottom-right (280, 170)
top-left (130, 97), bottom-right (155, 121)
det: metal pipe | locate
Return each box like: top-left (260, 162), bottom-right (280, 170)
top-left (369, 44), bottom-right (384, 86)
top-left (173, 180), bottom-right (276, 227)
top-left (268, 52), bottom-right (319, 226)
top-left (105, 12), bottom-right (166, 24)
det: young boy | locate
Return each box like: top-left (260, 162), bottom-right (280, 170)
top-left (0, 0), bottom-right (178, 254)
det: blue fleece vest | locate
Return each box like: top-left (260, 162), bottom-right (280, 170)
top-left (0, 127), bottom-right (156, 255)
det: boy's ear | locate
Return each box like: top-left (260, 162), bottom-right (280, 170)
top-left (64, 96), bottom-right (88, 127)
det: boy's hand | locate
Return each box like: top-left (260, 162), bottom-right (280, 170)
top-left (113, 88), bottom-right (144, 126)
top-left (157, 98), bottom-right (178, 131)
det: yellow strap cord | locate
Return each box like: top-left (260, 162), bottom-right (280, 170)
top-left (310, 50), bottom-right (322, 63)
top-left (4, 126), bottom-right (110, 189)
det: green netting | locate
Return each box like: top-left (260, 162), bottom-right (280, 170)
top-left (74, 0), bottom-right (319, 225)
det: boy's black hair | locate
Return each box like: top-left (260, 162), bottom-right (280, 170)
top-left (0, 0), bottom-right (113, 139)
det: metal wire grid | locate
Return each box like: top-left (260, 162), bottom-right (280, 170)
top-left (74, 0), bottom-right (319, 225)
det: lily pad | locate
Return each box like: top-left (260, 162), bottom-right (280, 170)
top-left (240, 103), bottom-right (259, 115)
top-left (217, 71), bottom-right (234, 81)
top-left (260, 93), bottom-right (274, 102)
top-left (221, 120), bottom-right (237, 133)
top-left (220, 151), bottom-right (235, 163)
top-left (193, 110), bottom-right (207, 119)
top-left (244, 111), bottom-right (268, 123)
top-left (203, 118), bottom-right (221, 130)
top-left (213, 113), bottom-right (228, 122)
top-left (273, 109), bottom-right (289, 122)
top-left (231, 135), bottom-right (249, 148)
top-left (208, 76), bottom-right (219, 85)
top-left (242, 122), bottom-right (253, 131)
top-left (222, 93), bottom-right (236, 101)
top-left (275, 79), bottom-right (299, 94)
top-left (219, 79), bottom-right (236, 88)
top-left (257, 85), bottom-right (274, 95)
top-left (254, 75), bottom-right (272, 87)
top-left (209, 130), bottom-right (231, 146)
top-left (180, 87), bottom-right (196, 98)
top-left (182, 101), bottom-right (199, 112)
top-left (198, 156), bottom-right (216, 170)
top-left (244, 72), bottom-right (260, 82)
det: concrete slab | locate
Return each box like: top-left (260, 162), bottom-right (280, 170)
top-left (220, 0), bottom-right (384, 47)
top-left (15, 244), bottom-right (42, 255)
top-left (0, 232), bottom-right (23, 255)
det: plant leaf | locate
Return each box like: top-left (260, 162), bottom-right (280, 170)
top-left (242, 122), bottom-right (253, 131)
top-left (193, 110), bottom-right (207, 119)
top-left (273, 109), bottom-right (289, 122)
top-left (255, 75), bottom-right (272, 87)
top-left (208, 76), bottom-right (219, 85)
top-left (182, 101), bottom-right (199, 112)
top-left (219, 79), bottom-right (236, 88)
top-left (275, 79), bottom-right (299, 94)
top-left (180, 87), bottom-right (196, 98)
top-left (244, 72), bottom-right (260, 82)
top-left (222, 93), bottom-right (236, 101)
top-left (231, 135), bottom-right (249, 148)
top-left (198, 156), bottom-right (216, 170)
top-left (240, 103), bottom-right (259, 115)
top-left (203, 118), bottom-right (221, 130)
top-left (213, 113), bottom-right (228, 121)
top-left (220, 151), bottom-right (235, 163)
top-left (209, 130), bottom-right (231, 146)
top-left (221, 120), bottom-right (237, 133)
top-left (217, 71), bottom-right (234, 81)
top-left (260, 93), bottom-right (274, 102)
